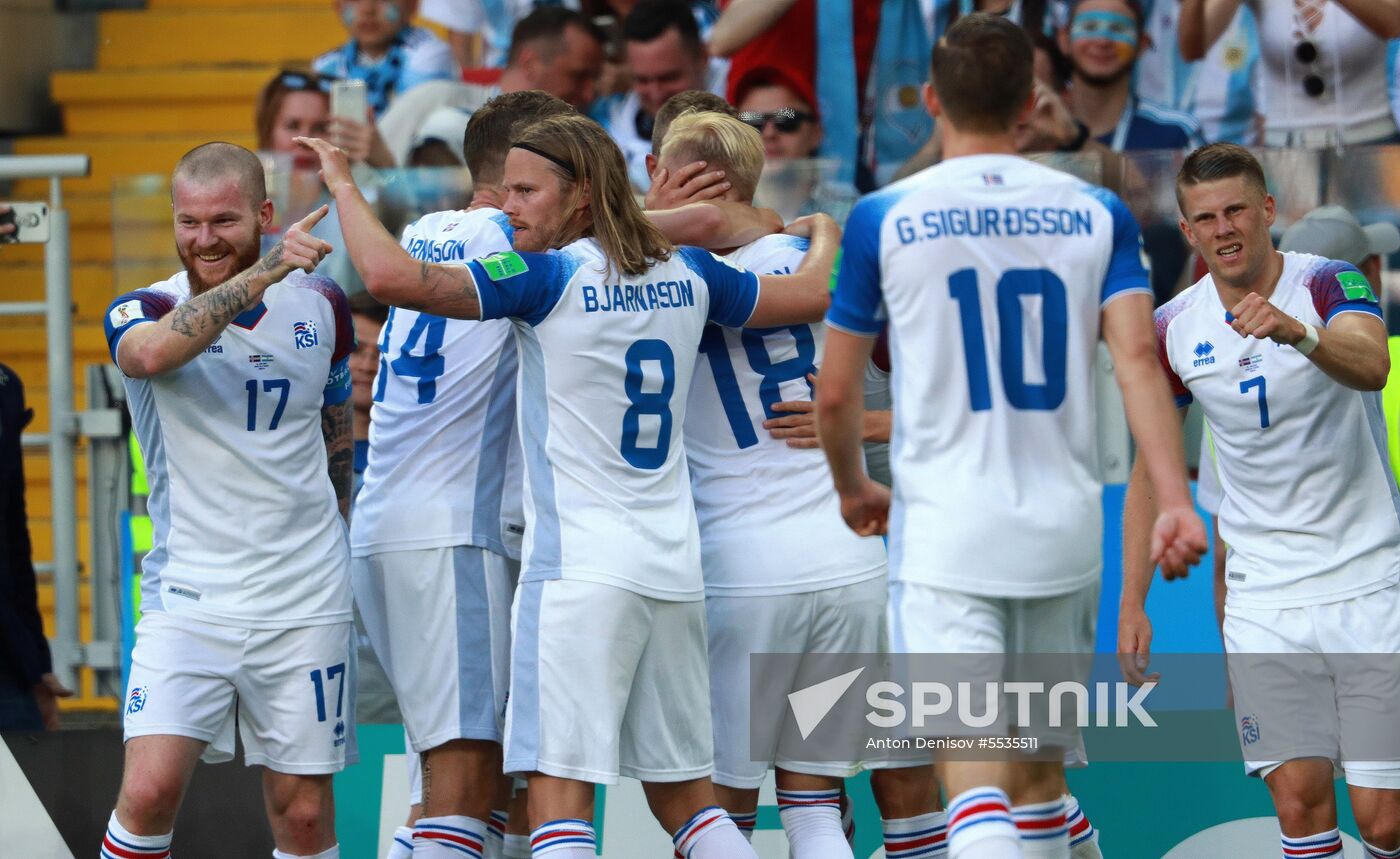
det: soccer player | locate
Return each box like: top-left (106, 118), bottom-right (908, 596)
top-left (101, 142), bottom-right (354, 859)
top-left (1121, 143), bottom-right (1400, 859)
top-left (315, 110), bottom-right (837, 858)
top-left (651, 111), bottom-right (888, 858)
top-left (343, 90), bottom-right (575, 859)
top-left (818, 15), bottom-right (1205, 859)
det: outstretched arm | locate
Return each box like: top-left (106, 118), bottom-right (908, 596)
top-left (116, 207), bottom-right (331, 378)
top-left (299, 136), bottom-right (483, 319)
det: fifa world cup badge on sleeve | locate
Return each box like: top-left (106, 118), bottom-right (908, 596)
top-left (481, 251), bottom-right (529, 281)
top-left (1337, 270), bottom-right (1377, 302)
top-left (109, 299), bottom-right (144, 328)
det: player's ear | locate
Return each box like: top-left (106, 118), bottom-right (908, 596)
top-left (1177, 217), bottom-right (1197, 249)
top-left (645, 153), bottom-right (658, 179)
top-left (258, 199), bottom-right (275, 231)
top-left (921, 82), bottom-right (941, 120)
top-left (1261, 193), bottom-right (1276, 228)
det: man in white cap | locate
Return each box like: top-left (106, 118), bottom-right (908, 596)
top-left (1282, 205), bottom-right (1400, 486)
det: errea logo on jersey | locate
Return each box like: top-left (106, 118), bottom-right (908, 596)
top-left (293, 320), bottom-right (319, 350)
top-left (1192, 341), bottom-right (1216, 367)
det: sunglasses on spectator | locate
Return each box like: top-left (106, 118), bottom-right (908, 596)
top-left (276, 71), bottom-right (334, 94)
top-left (738, 108), bottom-right (815, 134)
top-left (1294, 40), bottom-right (1326, 98)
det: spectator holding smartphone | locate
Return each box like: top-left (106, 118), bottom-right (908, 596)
top-left (314, 0), bottom-right (457, 117)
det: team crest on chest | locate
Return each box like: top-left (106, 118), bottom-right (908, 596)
top-left (293, 320), bottom-right (319, 350)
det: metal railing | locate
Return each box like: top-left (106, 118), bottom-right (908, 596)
top-left (2, 153), bottom-right (91, 690)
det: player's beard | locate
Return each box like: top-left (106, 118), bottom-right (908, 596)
top-left (179, 229), bottom-right (262, 295)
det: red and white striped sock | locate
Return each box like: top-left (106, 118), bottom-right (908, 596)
top-left (100, 812), bottom-right (172, 859)
top-left (672, 806), bottom-right (755, 859)
top-left (414, 815), bottom-right (486, 858)
top-left (1063, 795), bottom-right (1100, 859)
top-left (946, 787), bottom-right (1020, 859)
top-left (882, 810), bottom-right (949, 858)
top-left (1281, 829), bottom-right (1342, 858)
top-left (530, 819), bottom-right (594, 858)
top-left (777, 788), bottom-right (851, 858)
top-left (1012, 798), bottom-right (1067, 858)
top-left (729, 811), bottom-right (757, 843)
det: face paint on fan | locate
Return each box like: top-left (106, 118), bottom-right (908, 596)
top-left (1070, 10), bottom-right (1139, 63)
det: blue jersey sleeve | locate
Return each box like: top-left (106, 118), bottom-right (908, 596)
top-left (1082, 185), bottom-right (1152, 306)
top-left (677, 246), bottom-right (760, 328)
top-left (1306, 259), bottom-right (1382, 323)
top-left (826, 192), bottom-right (893, 336)
top-left (103, 290), bottom-right (177, 364)
top-left (466, 250), bottom-right (570, 326)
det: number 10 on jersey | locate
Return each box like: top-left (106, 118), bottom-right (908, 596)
top-left (948, 268), bottom-right (1068, 412)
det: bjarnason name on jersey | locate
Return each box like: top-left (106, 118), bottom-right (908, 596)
top-left (581, 279), bottom-right (697, 313)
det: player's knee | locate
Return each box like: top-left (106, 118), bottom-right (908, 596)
top-left (118, 773), bottom-right (185, 827)
top-left (1270, 787), bottom-right (1331, 832)
top-left (271, 792), bottom-right (333, 844)
top-left (1357, 809), bottom-right (1400, 851)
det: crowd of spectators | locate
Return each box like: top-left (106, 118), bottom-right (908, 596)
top-left (241, 0), bottom-right (1400, 295)
top-left (261, 1), bottom-right (1400, 186)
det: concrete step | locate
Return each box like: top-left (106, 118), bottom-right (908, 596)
top-left (97, 8), bottom-right (341, 70)
top-left (52, 67), bottom-right (280, 136)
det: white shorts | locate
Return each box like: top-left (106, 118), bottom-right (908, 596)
top-left (1224, 583), bottom-right (1400, 788)
top-left (504, 579), bottom-right (712, 784)
top-left (353, 546), bottom-right (516, 751)
top-left (123, 611), bottom-right (357, 774)
top-left (707, 577), bottom-right (887, 788)
top-left (887, 580), bottom-right (1099, 750)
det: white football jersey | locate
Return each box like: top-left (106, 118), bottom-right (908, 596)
top-left (685, 233), bottom-right (886, 595)
top-left (466, 239), bottom-right (760, 600)
top-left (350, 208), bottom-right (526, 560)
top-left (827, 153), bottom-right (1152, 598)
top-left (1156, 252), bottom-right (1400, 609)
top-left (105, 271), bottom-right (354, 628)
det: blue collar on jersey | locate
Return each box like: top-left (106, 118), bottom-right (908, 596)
top-left (231, 301), bottom-right (268, 330)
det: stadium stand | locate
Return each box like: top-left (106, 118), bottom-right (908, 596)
top-left (1, 0), bottom-right (345, 711)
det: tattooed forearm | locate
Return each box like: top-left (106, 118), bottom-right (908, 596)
top-left (402, 261), bottom-right (483, 320)
top-left (170, 279), bottom-right (253, 338)
top-left (321, 399), bottom-right (354, 520)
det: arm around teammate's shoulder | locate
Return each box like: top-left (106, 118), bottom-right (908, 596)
top-left (114, 207), bottom-right (331, 378)
top-left (743, 214), bottom-right (839, 328)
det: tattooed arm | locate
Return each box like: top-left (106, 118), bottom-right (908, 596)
top-left (297, 136), bottom-right (484, 320)
top-left (117, 207), bottom-right (334, 378)
top-left (321, 398), bottom-right (354, 521)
